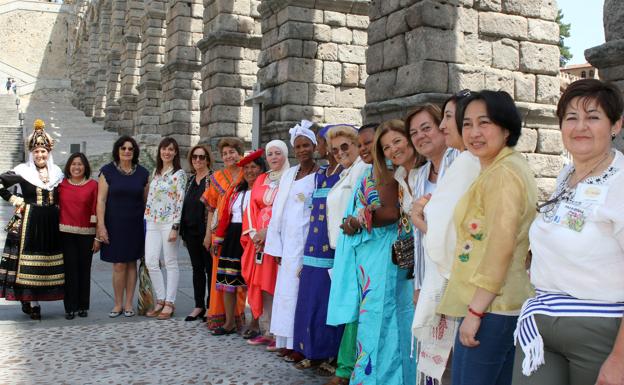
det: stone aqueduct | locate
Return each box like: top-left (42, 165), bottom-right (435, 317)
top-left (66, 0), bottom-right (564, 198)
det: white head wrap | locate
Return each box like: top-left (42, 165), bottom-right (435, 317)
top-left (265, 139), bottom-right (290, 172)
top-left (289, 120), bottom-right (318, 147)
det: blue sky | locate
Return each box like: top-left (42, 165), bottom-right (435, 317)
top-left (557, 0), bottom-right (605, 65)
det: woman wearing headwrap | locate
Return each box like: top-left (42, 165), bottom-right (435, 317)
top-left (266, 120), bottom-right (319, 360)
top-left (0, 119), bottom-right (65, 320)
top-left (241, 139), bottom-right (290, 349)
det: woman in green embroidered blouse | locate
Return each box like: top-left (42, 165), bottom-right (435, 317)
top-left (437, 91), bottom-right (537, 385)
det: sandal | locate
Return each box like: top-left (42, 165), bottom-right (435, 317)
top-left (211, 326), bottom-right (237, 336)
top-left (108, 308), bottom-right (122, 318)
top-left (294, 359), bottom-right (322, 370)
top-left (242, 329), bottom-right (260, 339)
top-left (316, 360), bottom-right (337, 377)
top-left (156, 302), bottom-right (175, 320)
top-left (324, 376), bottom-right (350, 385)
top-left (145, 300), bottom-right (165, 318)
top-left (123, 309), bottom-right (135, 317)
top-left (284, 351), bottom-right (305, 363)
top-left (276, 348), bottom-right (291, 357)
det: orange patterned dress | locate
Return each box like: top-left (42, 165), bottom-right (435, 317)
top-left (201, 167), bottom-right (246, 329)
top-left (241, 171), bottom-right (280, 319)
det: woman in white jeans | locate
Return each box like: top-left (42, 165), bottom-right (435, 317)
top-left (144, 137), bottom-right (187, 320)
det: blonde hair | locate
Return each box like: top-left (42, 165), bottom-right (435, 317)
top-left (326, 125), bottom-right (358, 148)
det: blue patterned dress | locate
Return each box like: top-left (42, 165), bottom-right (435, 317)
top-left (328, 168), bottom-right (416, 384)
top-left (293, 165), bottom-right (345, 359)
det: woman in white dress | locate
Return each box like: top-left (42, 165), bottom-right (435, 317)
top-left (265, 121), bottom-right (319, 360)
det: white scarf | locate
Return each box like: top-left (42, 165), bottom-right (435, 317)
top-left (13, 153), bottom-right (64, 191)
top-left (264, 165), bottom-right (299, 257)
top-left (266, 140), bottom-right (290, 172)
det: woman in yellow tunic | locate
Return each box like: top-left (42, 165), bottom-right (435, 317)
top-left (201, 138), bottom-right (246, 330)
top-left (437, 91), bottom-right (537, 385)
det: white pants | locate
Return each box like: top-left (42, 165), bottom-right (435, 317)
top-left (145, 221), bottom-right (179, 303)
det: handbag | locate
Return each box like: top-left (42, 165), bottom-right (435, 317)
top-left (391, 188), bottom-right (414, 270)
top-left (4, 207), bottom-right (24, 236)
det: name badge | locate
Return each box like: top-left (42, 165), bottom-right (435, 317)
top-left (552, 202), bottom-right (588, 232)
top-left (576, 183), bottom-right (608, 205)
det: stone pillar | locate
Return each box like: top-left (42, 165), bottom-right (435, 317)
top-left (135, 0), bottom-right (167, 147)
top-left (364, 0), bottom-right (562, 199)
top-left (159, 0), bottom-right (204, 153)
top-left (117, 0), bottom-right (144, 135)
top-left (256, 0), bottom-right (369, 144)
top-left (84, 18), bottom-right (100, 117)
top-left (586, 0), bottom-right (624, 150)
top-left (94, 1), bottom-right (112, 121)
top-left (103, 0), bottom-right (126, 131)
top-left (197, 0), bottom-right (261, 148)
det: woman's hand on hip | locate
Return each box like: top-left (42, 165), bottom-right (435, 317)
top-left (596, 352), bottom-right (624, 385)
top-left (459, 313), bottom-right (481, 348)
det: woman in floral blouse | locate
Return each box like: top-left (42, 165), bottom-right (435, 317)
top-left (144, 137), bottom-right (187, 320)
top-left (438, 91), bottom-right (537, 385)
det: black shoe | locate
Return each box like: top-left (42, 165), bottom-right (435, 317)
top-left (30, 306), bottom-right (41, 321)
top-left (184, 308), bottom-right (206, 322)
top-left (21, 301), bottom-right (32, 315)
top-left (65, 312), bottom-right (75, 320)
top-left (78, 310), bottom-right (88, 318)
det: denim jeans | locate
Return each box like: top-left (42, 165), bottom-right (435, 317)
top-left (451, 313), bottom-right (518, 385)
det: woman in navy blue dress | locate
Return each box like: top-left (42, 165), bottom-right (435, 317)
top-left (96, 136), bottom-right (149, 318)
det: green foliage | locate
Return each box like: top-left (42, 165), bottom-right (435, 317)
top-left (557, 9), bottom-right (573, 67)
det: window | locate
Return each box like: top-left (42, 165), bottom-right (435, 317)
top-left (581, 71), bottom-right (587, 78)
top-left (589, 70), bottom-right (595, 78)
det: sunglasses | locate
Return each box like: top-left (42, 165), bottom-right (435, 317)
top-left (120, 146), bottom-right (134, 152)
top-left (192, 154), bottom-right (207, 161)
top-left (331, 142), bottom-right (352, 155)
top-left (455, 89), bottom-right (471, 98)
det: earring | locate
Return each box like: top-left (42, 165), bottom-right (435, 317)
top-left (612, 132), bottom-right (617, 139)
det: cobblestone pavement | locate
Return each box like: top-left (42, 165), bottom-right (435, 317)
top-left (0, 205), bottom-right (326, 385)
top-left (0, 319), bottom-right (326, 385)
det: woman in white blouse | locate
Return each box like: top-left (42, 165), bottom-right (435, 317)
top-left (144, 138), bottom-right (187, 320)
top-left (513, 79), bottom-right (624, 385)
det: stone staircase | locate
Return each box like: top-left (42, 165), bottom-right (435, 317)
top-left (0, 94), bottom-right (23, 172)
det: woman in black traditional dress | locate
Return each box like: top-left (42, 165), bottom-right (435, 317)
top-left (0, 119), bottom-right (65, 320)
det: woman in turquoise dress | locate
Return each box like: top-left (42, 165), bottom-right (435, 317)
top-left (328, 120), bottom-right (417, 385)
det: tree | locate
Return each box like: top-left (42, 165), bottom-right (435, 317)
top-left (557, 9), bottom-right (573, 67)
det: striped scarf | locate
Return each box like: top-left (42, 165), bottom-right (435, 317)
top-left (514, 290), bottom-right (624, 376)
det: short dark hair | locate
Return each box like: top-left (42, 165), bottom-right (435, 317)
top-left (442, 89), bottom-right (473, 132)
top-left (236, 157), bottom-right (267, 192)
top-left (358, 123), bottom-right (379, 135)
top-left (217, 137), bottom-right (244, 156)
top-left (112, 135), bottom-right (140, 165)
top-left (63, 152), bottom-right (91, 179)
top-left (458, 90), bottom-right (522, 147)
top-left (557, 79), bottom-right (624, 126)
top-left (156, 137), bottom-right (182, 175)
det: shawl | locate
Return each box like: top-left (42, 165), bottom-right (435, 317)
top-left (13, 152), bottom-right (64, 191)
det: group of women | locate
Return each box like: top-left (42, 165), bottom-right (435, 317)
top-left (0, 78), bottom-right (622, 385)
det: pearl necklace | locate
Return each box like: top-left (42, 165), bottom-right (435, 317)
top-left (68, 178), bottom-right (88, 186)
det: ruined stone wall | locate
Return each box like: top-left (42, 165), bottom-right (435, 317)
top-left (256, 0), bottom-right (369, 144)
top-left (364, 0), bottom-right (562, 199)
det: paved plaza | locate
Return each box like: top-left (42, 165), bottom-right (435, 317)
top-left (0, 201), bottom-right (326, 385)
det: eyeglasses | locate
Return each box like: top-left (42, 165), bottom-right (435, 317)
top-left (192, 154), bottom-right (207, 161)
top-left (120, 146), bottom-right (134, 152)
top-left (331, 142), bottom-right (352, 155)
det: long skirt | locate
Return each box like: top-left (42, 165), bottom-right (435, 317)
top-left (216, 223), bottom-right (246, 292)
top-left (0, 205), bottom-right (64, 301)
top-left (294, 264), bottom-right (344, 360)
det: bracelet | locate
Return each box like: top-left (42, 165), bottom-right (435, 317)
top-left (171, 224), bottom-right (180, 231)
top-left (468, 306), bottom-right (486, 319)
top-left (94, 238), bottom-right (102, 243)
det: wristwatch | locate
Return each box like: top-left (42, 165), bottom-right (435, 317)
top-left (171, 224), bottom-right (180, 231)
